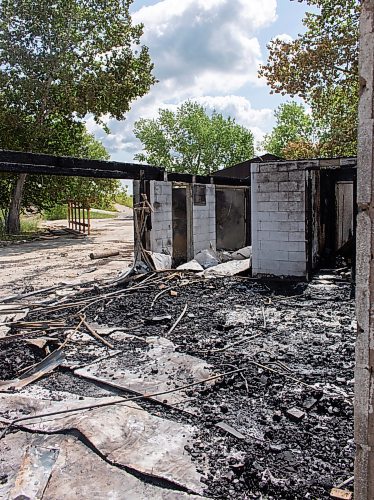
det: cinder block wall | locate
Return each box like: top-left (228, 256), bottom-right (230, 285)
top-left (149, 181), bottom-right (173, 255)
top-left (192, 184), bottom-right (216, 255)
top-left (251, 161), bottom-right (315, 278)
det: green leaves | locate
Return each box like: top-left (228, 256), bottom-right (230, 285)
top-left (134, 101), bottom-right (255, 175)
top-left (0, 0), bottom-right (155, 127)
top-left (0, 128), bottom-right (120, 215)
top-left (259, 0), bottom-right (359, 157)
top-left (0, 0), bottom-right (155, 232)
top-left (263, 102), bottom-right (319, 159)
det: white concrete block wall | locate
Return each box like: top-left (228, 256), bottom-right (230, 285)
top-left (251, 161), bottom-right (317, 278)
top-left (149, 181), bottom-right (173, 255)
top-left (192, 184), bottom-right (216, 255)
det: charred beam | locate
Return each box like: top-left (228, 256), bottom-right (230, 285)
top-left (0, 150), bottom-right (163, 180)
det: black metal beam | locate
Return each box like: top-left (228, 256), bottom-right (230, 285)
top-left (166, 172), bottom-right (250, 186)
top-left (0, 150), bottom-right (163, 180)
top-left (0, 162), bottom-right (145, 180)
top-left (0, 149), bottom-right (251, 185)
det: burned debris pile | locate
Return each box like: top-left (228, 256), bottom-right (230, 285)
top-left (0, 269), bottom-right (354, 499)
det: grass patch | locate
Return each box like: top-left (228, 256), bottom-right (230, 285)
top-left (20, 217), bottom-right (41, 233)
top-left (44, 205), bottom-right (67, 220)
top-left (90, 210), bottom-right (116, 219)
top-left (0, 215), bottom-right (42, 241)
top-left (44, 205), bottom-right (117, 221)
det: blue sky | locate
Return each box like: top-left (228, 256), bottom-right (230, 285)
top-left (87, 0), bottom-right (315, 165)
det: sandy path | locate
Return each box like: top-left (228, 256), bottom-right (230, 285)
top-left (0, 213), bottom-right (134, 299)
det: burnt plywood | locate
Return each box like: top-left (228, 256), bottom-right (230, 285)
top-left (172, 187), bottom-right (188, 263)
top-left (336, 182), bottom-right (354, 250)
top-left (215, 187), bottom-right (247, 251)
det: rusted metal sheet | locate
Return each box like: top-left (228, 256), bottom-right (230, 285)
top-left (9, 445), bottom-right (59, 499)
top-left (0, 393), bottom-right (206, 494)
top-left (0, 432), bottom-right (204, 499)
top-left (75, 336), bottom-right (216, 412)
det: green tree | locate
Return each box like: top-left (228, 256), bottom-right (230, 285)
top-left (134, 101), bottom-right (254, 175)
top-left (259, 0), bottom-right (359, 156)
top-left (263, 102), bottom-right (318, 158)
top-left (0, 0), bottom-right (155, 233)
top-left (0, 127), bottom-right (122, 227)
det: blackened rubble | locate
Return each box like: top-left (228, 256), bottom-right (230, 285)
top-left (0, 340), bottom-right (45, 380)
top-left (0, 271), bottom-right (354, 499)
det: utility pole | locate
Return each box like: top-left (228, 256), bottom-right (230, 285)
top-left (355, 0), bottom-right (374, 498)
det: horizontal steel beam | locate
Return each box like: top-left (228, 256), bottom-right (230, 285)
top-left (0, 150), bottom-right (162, 180)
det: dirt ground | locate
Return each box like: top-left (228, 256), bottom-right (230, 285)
top-left (0, 208), bottom-right (134, 299)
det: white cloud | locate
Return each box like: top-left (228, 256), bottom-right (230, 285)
top-left (272, 33), bottom-right (293, 43)
top-left (87, 0), bottom-right (279, 160)
top-left (134, 0), bottom-right (277, 95)
top-left (194, 95), bottom-right (272, 129)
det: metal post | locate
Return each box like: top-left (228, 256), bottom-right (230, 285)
top-left (355, 1), bottom-right (374, 498)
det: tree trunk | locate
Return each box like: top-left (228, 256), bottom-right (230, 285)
top-left (6, 173), bottom-right (27, 234)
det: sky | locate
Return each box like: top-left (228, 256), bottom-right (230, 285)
top-left (86, 0), bottom-right (314, 167)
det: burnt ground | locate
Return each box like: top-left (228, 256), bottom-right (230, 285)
top-left (0, 340), bottom-right (45, 380)
top-left (0, 271), bottom-right (355, 499)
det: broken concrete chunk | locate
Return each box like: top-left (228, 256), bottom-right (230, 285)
top-left (176, 259), bottom-right (204, 271)
top-left (25, 338), bottom-right (49, 349)
top-left (230, 246), bottom-right (252, 260)
top-left (201, 258), bottom-right (251, 277)
top-left (217, 251), bottom-right (233, 263)
top-left (285, 407), bottom-right (305, 422)
top-left (330, 488), bottom-right (353, 500)
top-left (303, 398), bottom-right (318, 410)
top-left (145, 251), bottom-right (172, 270)
top-left (195, 249), bottom-right (220, 269)
top-left (170, 290), bottom-right (178, 297)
